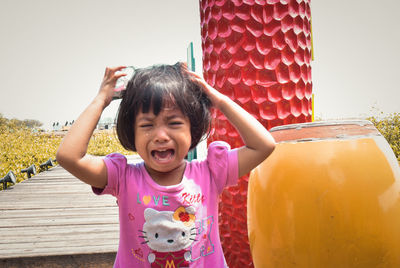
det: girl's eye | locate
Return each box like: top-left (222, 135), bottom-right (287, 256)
top-left (155, 233), bottom-right (159, 239)
top-left (182, 232), bottom-right (185, 237)
top-left (139, 124), bottom-right (153, 128)
top-left (170, 121), bottom-right (183, 126)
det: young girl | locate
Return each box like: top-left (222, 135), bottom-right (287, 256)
top-left (57, 62), bottom-right (275, 267)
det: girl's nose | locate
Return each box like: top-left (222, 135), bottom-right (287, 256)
top-left (154, 126), bottom-right (170, 143)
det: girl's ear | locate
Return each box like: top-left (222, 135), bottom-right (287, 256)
top-left (144, 208), bottom-right (158, 221)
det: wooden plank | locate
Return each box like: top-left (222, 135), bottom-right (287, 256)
top-left (0, 193), bottom-right (111, 201)
top-left (0, 232), bottom-right (118, 249)
top-left (1, 185), bottom-right (92, 191)
top-left (0, 195), bottom-right (116, 204)
top-left (0, 224), bottom-right (118, 242)
top-left (0, 201), bottom-right (116, 210)
top-left (0, 192), bottom-right (100, 198)
top-left (2, 185), bottom-right (86, 191)
top-left (0, 207), bottom-right (117, 219)
top-left (1, 215), bottom-right (118, 228)
top-left (0, 226), bottom-right (118, 240)
top-left (1, 244), bottom-right (118, 258)
top-left (23, 179), bottom-right (82, 182)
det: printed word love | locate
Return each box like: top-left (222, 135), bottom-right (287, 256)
top-left (137, 193), bottom-right (170, 206)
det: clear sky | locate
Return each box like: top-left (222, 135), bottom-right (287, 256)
top-left (1, 0), bottom-right (399, 130)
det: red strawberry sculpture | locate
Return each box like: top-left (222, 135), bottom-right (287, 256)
top-left (199, 0), bottom-right (312, 266)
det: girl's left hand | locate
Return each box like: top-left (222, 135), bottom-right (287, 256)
top-left (184, 67), bottom-right (226, 108)
top-left (183, 63), bottom-right (276, 177)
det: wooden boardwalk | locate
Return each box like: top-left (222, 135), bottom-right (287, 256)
top-left (0, 156), bottom-right (141, 267)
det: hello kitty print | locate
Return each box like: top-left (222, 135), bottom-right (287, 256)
top-left (140, 207), bottom-right (197, 267)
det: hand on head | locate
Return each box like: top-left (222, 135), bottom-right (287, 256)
top-left (183, 67), bottom-right (225, 109)
top-left (98, 66), bottom-right (127, 107)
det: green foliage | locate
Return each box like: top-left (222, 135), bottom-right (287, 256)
top-left (22, 119), bottom-right (43, 128)
top-left (0, 122), bottom-right (62, 190)
top-left (0, 113), bottom-right (43, 129)
top-left (367, 113), bottom-right (400, 162)
top-left (87, 130), bottom-right (134, 156)
top-left (0, 114), bottom-right (134, 190)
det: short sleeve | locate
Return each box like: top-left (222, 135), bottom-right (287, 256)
top-left (92, 153), bottom-right (127, 197)
top-left (206, 141), bottom-right (239, 194)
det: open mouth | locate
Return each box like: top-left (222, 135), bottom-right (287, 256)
top-left (151, 149), bottom-right (175, 162)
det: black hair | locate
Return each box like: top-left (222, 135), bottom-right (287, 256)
top-left (116, 62), bottom-right (212, 152)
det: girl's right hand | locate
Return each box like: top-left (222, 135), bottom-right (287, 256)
top-left (56, 66), bottom-right (126, 189)
top-left (97, 66), bottom-right (127, 107)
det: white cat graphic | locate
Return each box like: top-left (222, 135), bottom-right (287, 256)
top-left (141, 206), bottom-right (197, 267)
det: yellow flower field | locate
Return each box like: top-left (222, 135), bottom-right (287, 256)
top-left (0, 116), bottom-right (134, 190)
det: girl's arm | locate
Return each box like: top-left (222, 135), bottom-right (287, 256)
top-left (56, 66), bottom-right (126, 188)
top-left (189, 72), bottom-right (276, 177)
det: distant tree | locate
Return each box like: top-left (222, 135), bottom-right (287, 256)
top-left (0, 114), bottom-right (43, 130)
top-left (0, 113), bottom-right (7, 126)
top-left (23, 119), bottom-right (43, 128)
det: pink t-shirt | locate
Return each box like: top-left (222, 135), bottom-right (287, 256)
top-left (93, 141), bottom-right (238, 268)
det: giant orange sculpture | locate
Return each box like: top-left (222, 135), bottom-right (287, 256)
top-left (199, 0), bottom-right (312, 266)
top-left (248, 121), bottom-right (400, 267)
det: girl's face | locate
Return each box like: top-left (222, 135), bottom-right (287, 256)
top-left (134, 103), bottom-right (191, 179)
